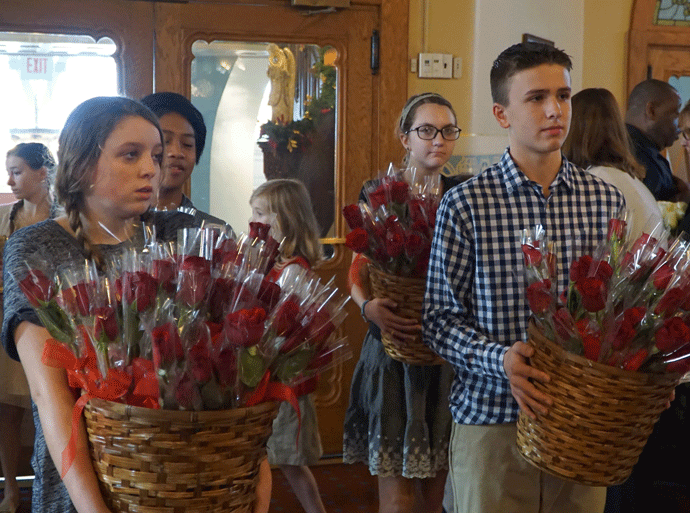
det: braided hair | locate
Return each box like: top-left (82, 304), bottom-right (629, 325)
top-left (55, 96), bottom-right (162, 269)
top-left (6, 142), bottom-right (57, 234)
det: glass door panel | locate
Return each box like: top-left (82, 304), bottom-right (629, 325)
top-left (190, 41), bottom-right (337, 242)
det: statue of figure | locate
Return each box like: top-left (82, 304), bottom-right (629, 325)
top-left (267, 44), bottom-right (296, 124)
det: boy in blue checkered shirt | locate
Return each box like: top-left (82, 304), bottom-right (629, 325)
top-left (423, 42), bottom-right (625, 513)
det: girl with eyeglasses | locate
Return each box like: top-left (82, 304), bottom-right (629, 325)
top-left (343, 93), bottom-right (458, 513)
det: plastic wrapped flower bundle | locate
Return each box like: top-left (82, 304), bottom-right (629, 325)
top-left (342, 164), bottom-right (440, 277)
top-left (16, 224), bottom-right (351, 413)
top-left (521, 214), bottom-right (690, 375)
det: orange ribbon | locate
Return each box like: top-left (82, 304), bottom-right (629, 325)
top-left (244, 370), bottom-right (303, 447)
top-left (42, 339), bottom-right (133, 477)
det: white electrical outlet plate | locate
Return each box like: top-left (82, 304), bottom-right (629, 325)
top-left (453, 57), bottom-right (462, 78)
top-left (418, 53), bottom-right (433, 78)
top-left (439, 54), bottom-right (453, 78)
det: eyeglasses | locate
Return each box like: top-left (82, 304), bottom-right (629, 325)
top-left (407, 125), bottom-right (461, 141)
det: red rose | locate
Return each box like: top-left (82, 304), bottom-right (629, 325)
top-left (582, 334), bottom-right (602, 361)
top-left (612, 319), bottom-right (637, 350)
top-left (385, 226), bottom-right (404, 258)
top-left (655, 317), bottom-right (690, 353)
top-left (569, 255), bottom-right (593, 282)
top-left (208, 278), bottom-right (236, 323)
top-left (306, 307), bottom-right (336, 347)
top-left (552, 307), bottom-right (576, 340)
top-left (652, 263), bottom-right (674, 291)
top-left (526, 279), bottom-right (552, 315)
top-left (94, 306), bottom-right (118, 342)
top-left (273, 299), bottom-right (301, 336)
top-left (404, 231), bottom-right (425, 259)
top-left (188, 340), bottom-right (213, 383)
top-left (213, 347), bottom-right (237, 386)
top-left (409, 199), bottom-right (427, 225)
top-left (176, 256), bottom-right (212, 307)
top-left (576, 277), bottom-right (607, 312)
top-left (152, 259), bottom-right (176, 294)
top-left (368, 186), bottom-right (386, 210)
top-left (624, 306), bottom-right (646, 326)
top-left (123, 271), bottom-right (158, 312)
top-left (607, 219), bottom-right (627, 241)
top-left (521, 244), bottom-right (542, 267)
top-left (222, 307), bottom-right (267, 347)
top-left (213, 238), bottom-right (239, 269)
top-left (19, 269), bottom-right (54, 307)
top-left (654, 286), bottom-right (685, 318)
top-left (59, 282), bottom-right (92, 317)
top-left (345, 228), bottom-right (369, 253)
top-left (249, 222), bottom-right (271, 240)
top-left (151, 322), bottom-right (184, 368)
top-left (258, 279), bottom-right (281, 312)
top-left (389, 180), bottom-right (410, 204)
top-left (280, 324), bottom-right (310, 354)
top-left (174, 371), bottom-right (201, 410)
top-left (592, 260), bottom-right (613, 284)
top-left (343, 204), bottom-right (364, 229)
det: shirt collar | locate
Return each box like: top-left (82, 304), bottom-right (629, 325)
top-left (499, 148), bottom-right (574, 196)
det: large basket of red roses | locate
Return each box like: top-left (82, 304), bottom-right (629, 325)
top-left (344, 168), bottom-right (444, 366)
top-left (85, 398), bottom-right (278, 513)
top-left (516, 221), bottom-right (688, 486)
top-left (16, 223), bottom-right (352, 512)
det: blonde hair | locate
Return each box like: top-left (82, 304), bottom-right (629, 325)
top-left (563, 88), bottom-right (644, 180)
top-left (250, 179), bottom-right (322, 267)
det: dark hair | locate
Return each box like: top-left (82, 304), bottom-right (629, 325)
top-left (490, 42), bottom-right (573, 106)
top-left (626, 79), bottom-right (678, 114)
top-left (6, 142), bottom-right (57, 234)
top-left (563, 88), bottom-right (644, 180)
top-left (140, 92), bottom-right (206, 163)
top-left (56, 96), bottom-right (162, 268)
top-left (396, 93), bottom-right (457, 138)
top-left (7, 142), bottom-right (56, 173)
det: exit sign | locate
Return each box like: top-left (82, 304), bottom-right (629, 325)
top-left (21, 56), bottom-right (53, 81)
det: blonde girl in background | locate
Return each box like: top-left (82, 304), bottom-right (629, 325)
top-left (0, 142), bottom-right (57, 513)
top-left (249, 178), bottom-right (327, 513)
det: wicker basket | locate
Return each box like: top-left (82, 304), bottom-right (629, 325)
top-left (516, 320), bottom-right (679, 486)
top-left (85, 398), bottom-right (279, 513)
top-left (368, 264), bottom-right (443, 366)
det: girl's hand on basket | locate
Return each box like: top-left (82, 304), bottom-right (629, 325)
top-left (504, 341), bottom-right (552, 420)
top-left (367, 297), bottom-right (421, 343)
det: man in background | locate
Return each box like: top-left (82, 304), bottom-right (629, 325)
top-left (625, 79), bottom-right (690, 203)
top-left (141, 92), bottom-right (226, 226)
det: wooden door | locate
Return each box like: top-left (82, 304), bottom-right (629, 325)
top-left (152, 1), bottom-right (405, 454)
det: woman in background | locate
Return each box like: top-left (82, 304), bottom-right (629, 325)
top-left (0, 142), bottom-right (57, 513)
top-left (563, 87), bottom-right (662, 241)
top-left (343, 93), bottom-right (458, 513)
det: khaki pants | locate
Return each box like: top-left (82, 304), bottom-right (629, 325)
top-left (449, 422), bottom-right (606, 513)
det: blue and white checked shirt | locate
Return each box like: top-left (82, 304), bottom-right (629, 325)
top-left (423, 150), bottom-right (625, 425)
